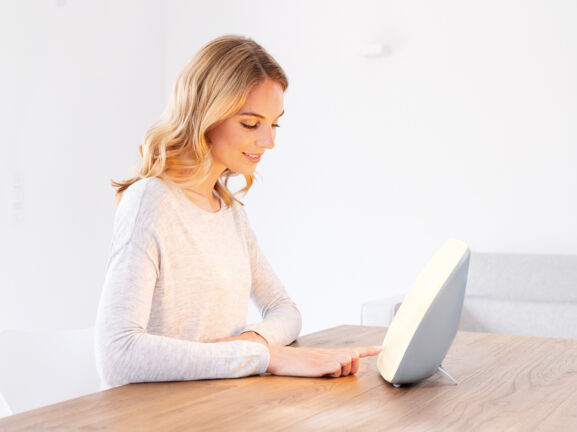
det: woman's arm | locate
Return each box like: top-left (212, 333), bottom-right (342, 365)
top-left (239, 210), bottom-right (302, 346)
top-left (98, 239), bottom-right (381, 384)
top-left (95, 237), bottom-right (270, 387)
top-left (212, 331), bottom-right (383, 377)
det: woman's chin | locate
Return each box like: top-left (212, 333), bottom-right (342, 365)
top-left (228, 165), bottom-right (257, 176)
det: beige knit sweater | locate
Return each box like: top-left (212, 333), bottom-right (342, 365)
top-left (94, 177), bottom-right (301, 387)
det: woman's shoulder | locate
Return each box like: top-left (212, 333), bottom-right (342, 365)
top-left (112, 178), bottom-right (176, 241)
top-left (118, 177), bottom-right (171, 215)
top-left (119, 177), bottom-right (173, 210)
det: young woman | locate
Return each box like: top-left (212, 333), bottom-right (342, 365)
top-left (95, 35), bottom-right (381, 387)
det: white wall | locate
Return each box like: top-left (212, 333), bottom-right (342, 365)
top-left (1, 0), bottom-right (576, 337)
top-left (0, 0), bottom-right (167, 330)
top-left (166, 0), bottom-right (577, 335)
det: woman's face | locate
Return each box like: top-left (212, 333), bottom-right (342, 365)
top-left (206, 78), bottom-right (285, 175)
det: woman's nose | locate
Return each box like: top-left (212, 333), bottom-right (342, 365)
top-left (256, 126), bottom-right (275, 149)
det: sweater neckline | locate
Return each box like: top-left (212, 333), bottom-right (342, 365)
top-left (174, 185), bottom-right (225, 216)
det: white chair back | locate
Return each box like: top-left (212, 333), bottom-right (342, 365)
top-left (0, 391), bottom-right (12, 418)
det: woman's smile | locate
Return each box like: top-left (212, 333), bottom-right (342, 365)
top-left (242, 152), bottom-right (262, 163)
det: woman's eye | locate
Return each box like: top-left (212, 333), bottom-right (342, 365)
top-left (241, 123), bottom-right (281, 129)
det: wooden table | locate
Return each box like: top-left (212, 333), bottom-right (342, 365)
top-left (1, 325), bottom-right (577, 431)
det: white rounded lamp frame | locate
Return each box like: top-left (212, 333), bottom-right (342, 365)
top-left (377, 239), bottom-right (471, 387)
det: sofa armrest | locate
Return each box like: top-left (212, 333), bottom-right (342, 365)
top-left (360, 294), bottom-right (406, 327)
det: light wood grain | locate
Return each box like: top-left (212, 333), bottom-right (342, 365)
top-left (1, 325), bottom-right (576, 431)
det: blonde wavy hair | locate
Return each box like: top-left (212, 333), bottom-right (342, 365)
top-left (112, 34), bottom-right (288, 207)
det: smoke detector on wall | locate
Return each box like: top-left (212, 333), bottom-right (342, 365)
top-left (359, 42), bottom-right (392, 58)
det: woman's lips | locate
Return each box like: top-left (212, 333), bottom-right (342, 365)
top-left (243, 152), bottom-right (262, 162)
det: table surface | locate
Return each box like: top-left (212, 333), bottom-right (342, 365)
top-left (1, 325), bottom-right (577, 431)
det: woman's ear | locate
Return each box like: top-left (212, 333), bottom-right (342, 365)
top-left (204, 122), bottom-right (219, 145)
top-left (204, 129), bottom-right (213, 145)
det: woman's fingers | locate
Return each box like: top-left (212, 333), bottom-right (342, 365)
top-left (329, 363), bottom-right (342, 378)
top-left (328, 351), bottom-right (360, 377)
top-left (327, 347), bottom-right (379, 377)
top-left (356, 346), bottom-right (383, 358)
top-left (340, 354), bottom-right (352, 376)
top-left (350, 352), bottom-right (360, 375)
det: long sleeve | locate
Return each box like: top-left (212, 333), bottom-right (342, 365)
top-left (94, 180), bottom-right (270, 387)
top-left (95, 240), bottom-right (269, 387)
top-left (240, 210), bottom-right (302, 346)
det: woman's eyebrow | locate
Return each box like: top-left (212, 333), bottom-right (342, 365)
top-left (238, 110), bottom-right (285, 119)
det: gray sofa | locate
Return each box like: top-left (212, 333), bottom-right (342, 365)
top-left (361, 252), bottom-right (577, 339)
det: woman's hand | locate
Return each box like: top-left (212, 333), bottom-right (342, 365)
top-left (266, 345), bottom-right (382, 378)
top-left (212, 331), bottom-right (268, 345)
